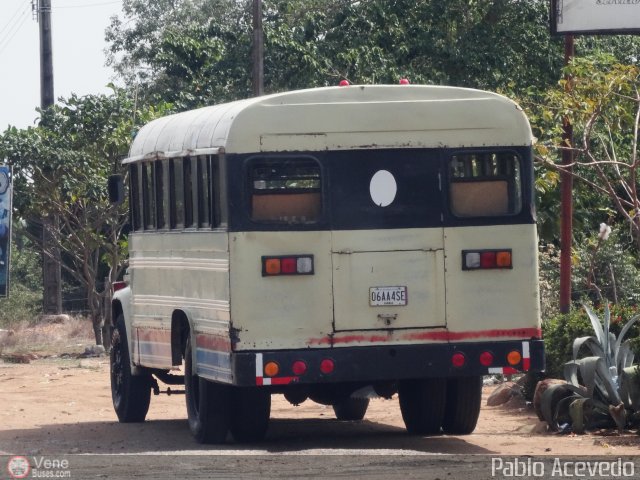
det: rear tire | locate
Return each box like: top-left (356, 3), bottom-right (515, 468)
top-left (332, 397), bottom-right (370, 421)
top-left (398, 378), bottom-right (446, 434)
top-left (229, 388), bottom-right (271, 442)
top-left (185, 336), bottom-right (231, 444)
top-left (110, 314), bottom-right (151, 422)
top-left (442, 376), bottom-right (482, 434)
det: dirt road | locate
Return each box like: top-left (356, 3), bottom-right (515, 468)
top-left (1, 358), bottom-right (639, 478)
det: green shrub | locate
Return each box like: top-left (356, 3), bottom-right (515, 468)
top-left (543, 304), bottom-right (640, 378)
top-left (0, 283), bottom-right (41, 329)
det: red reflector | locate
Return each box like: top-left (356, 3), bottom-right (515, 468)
top-left (479, 351), bottom-right (494, 367)
top-left (320, 358), bottom-right (335, 374)
top-left (452, 352), bottom-right (466, 368)
top-left (480, 251), bottom-right (497, 269)
top-left (113, 281), bottom-right (127, 292)
top-left (281, 257), bottom-right (296, 274)
top-left (292, 360), bottom-right (307, 376)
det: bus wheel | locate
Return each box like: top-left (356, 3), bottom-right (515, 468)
top-left (333, 397), bottom-right (370, 421)
top-left (185, 337), bottom-right (231, 443)
top-left (230, 388), bottom-right (271, 443)
top-left (110, 314), bottom-right (151, 422)
top-left (398, 378), bottom-right (446, 434)
top-left (442, 376), bottom-right (482, 434)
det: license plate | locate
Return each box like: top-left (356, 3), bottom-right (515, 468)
top-left (369, 286), bottom-right (407, 306)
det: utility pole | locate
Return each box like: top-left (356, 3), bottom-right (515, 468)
top-left (252, 0), bottom-right (264, 96)
top-left (36, 0), bottom-right (62, 314)
top-left (559, 35), bottom-right (574, 314)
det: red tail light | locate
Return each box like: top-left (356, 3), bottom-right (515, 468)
top-left (452, 352), bottom-right (466, 368)
top-left (292, 360), bottom-right (307, 376)
top-left (320, 358), bottom-right (335, 374)
top-left (480, 351), bottom-right (494, 367)
top-left (112, 281), bottom-right (127, 292)
top-left (262, 255), bottom-right (314, 276)
top-left (462, 249), bottom-right (512, 270)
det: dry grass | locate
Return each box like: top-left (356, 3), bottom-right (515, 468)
top-left (0, 315), bottom-right (95, 357)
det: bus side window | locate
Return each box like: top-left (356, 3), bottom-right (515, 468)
top-left (197, 156), bottom-right (211, 228)
top-left (449, 152), bottom-right (522, 217)
top-left (169, 158), bottom-right (185, 229)
top-left (184, 158), bottom-right (195, 228)
top-left (155, 160), bottom-right (168, 229)
top-left (142, 162), bottom-right (156, 230)
top-left (129, 163), bottom-right (142, 231)
top-left (249, 158), bottom-right (321, 224)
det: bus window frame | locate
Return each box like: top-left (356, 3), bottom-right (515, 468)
top-left (244, 155), bottom-right (325, 227)
top-left (446, 149), bottom-right (524, 220)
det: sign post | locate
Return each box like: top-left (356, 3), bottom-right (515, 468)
top-left (551, 0), bottom-right (640, 313)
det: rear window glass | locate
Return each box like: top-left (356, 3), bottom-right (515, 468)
top-left (449, 152), bottom-right (522, 217)
top-left (249, 158), bottom-right (321, 224)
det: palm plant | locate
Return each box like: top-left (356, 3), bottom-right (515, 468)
top-left (540, 301), bottom-right (640, 433)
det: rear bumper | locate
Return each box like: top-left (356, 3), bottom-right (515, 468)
top-left (230, 339), bottom-right (544, 387)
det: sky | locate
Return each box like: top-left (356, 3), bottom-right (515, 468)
top-left (0, 0), bottom-right (124, 130)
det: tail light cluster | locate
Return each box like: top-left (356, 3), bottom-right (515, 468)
top-left (451, 349), bottom-right (522, 368)
top-left (262, 255), bottom-right (314, 276)
top-left (462, 249), bottom-right (512, 270)
top-left (263, 358), bottom-right (335, 377)
top-left (112, 281), bottom-right (127, 292)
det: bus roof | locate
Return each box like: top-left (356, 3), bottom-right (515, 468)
top-left (125, 85), bottom-right (533, 162)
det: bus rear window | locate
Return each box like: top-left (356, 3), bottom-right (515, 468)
top-left (249, 159), bottom-right (321, 224)
top-left (449, 152), bottom-right (521, 217)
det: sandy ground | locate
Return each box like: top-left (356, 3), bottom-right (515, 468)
top-left (0, 357), bottom-right (639, 458)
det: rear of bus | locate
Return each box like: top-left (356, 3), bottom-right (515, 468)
top-left (223, 86), bottom-right (544, 428)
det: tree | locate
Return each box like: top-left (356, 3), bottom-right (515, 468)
top-left (106, 0), bottom-right (568, 109)
top-left (530, 55), bottom-right (640, 252)
top-left (0, 88), bottom-right (167, 344)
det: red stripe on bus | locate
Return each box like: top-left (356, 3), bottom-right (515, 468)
top-left (135, 328), bottom-right (171, 343)
top-left (307, 328), bottom-right (542, 346)
top-left (196, 334), bottom-right (231, 352)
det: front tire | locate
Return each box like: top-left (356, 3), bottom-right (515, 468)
top-left (333, 397), bottom-right (370, 421)
top-left (110, 314), bottom-right (151, 422)
top-left (442, 376), bottom-right (482, 434)
top-left (185, 336), bottom-right (231, 444)
top-left (398, 378), bottom-right (446, 434)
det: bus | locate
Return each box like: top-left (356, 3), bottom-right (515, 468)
top-left (108, 84), bottom-right (544, 444)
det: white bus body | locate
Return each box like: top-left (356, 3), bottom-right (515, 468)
top-left (109, 85), bottom-right (544, 443)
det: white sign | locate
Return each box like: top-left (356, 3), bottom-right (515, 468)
top-left (552, 0), bottom-right (640, 34)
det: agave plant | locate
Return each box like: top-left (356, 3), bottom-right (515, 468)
top-left (540, 302), bottom-right (640, 433)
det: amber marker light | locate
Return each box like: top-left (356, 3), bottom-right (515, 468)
top-left (507, 350), bottom-right (522, 366)
top-left (264, 258), bottom-right (281, 275)
top-left (264, 361), bottom-right (280, 377)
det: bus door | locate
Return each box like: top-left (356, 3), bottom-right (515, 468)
top-left (329, 150), bottom-right (446, 332)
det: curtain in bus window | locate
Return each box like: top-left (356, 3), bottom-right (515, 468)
top-left (249, 158), bottom-right (321, 224)
top-left (449, 152), bottom-right (522, 217)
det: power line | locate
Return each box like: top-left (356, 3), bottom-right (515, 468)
top-left (0, 6), bottom-right (30, 57)
top-left (0, 0), bottom-right (28, 38)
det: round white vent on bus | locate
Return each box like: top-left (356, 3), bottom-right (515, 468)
top-left (369, 170), bottom-right (397, 207)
